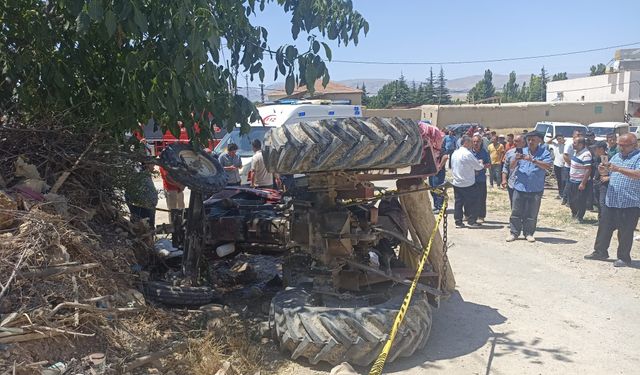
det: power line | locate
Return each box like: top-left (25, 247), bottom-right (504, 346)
top-left (330, 41), bottom-right (640, 66)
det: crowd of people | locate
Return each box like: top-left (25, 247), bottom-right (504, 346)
top-left (439, 124), bottom-right (639, 268)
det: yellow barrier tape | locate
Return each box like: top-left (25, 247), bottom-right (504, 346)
top-left (368, 198), bottom-right (447, 375)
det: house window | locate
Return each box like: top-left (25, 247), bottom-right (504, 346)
top-left (581, 95), bottom-right (585, 101)
top-left (595, 105), bottom-right (603, 114)
top-left (545, 110), bottom-right (550, 116)
top-left (556, 92), bottom-right (564, 101)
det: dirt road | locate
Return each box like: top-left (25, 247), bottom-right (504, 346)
top-left (283, 187), bottom-right (640, 375)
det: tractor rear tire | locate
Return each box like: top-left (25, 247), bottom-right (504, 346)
top-left (269, 287), bottom-right (432, 366)
top-left (159, 144), bottom-right (227, 194)
top-left (263, 117), bottom-right (422, 174)
top-left (142, 281), bottom-right (218, 306)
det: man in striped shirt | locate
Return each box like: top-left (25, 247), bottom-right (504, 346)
top-left (585, 133), bottom-right (640, 267)
top-left (567, 137), bottom-right (592, 222)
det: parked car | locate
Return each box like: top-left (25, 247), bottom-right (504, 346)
top-left (214, 101), bottom-right (363, 184)
top-left (534, 121), bottom-right (587, 144)
top-left (445, 123), bottom-right (481, 137)
top-left (587, 122), bottom-right (629, 141)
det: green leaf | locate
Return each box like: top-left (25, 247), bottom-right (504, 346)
top-left (321, 42), bottom-right (332, 61)
top-left (285, 74), bottom-right (295, 95)
top-left (312, 41), bottom-right (320, 54)
top-left (322, 70), bottom-right (330, 87)
top-left (68, 0), bottom-right (84, 16)
top-left (104, 10), bottom-right (117, 37)
top-left (76, 11), bottom-right (90, 34)
top-left (258, 69), bottom-right (265, 82)
top-left (174, 53), bottom-right (185, 74)
top-left (88, 0), bottom-right (104, 21)
top-left (285, 45), bottom-right (296, 61)
top-left (133, 6), bottom-right (147, 34)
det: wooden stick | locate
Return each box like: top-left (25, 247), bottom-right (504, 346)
top-left (19, 263), bottom-right (99, 279)
top-left (48, 302), bottom-right (140, 317)
top-left (0, 248), bottom-right (30, 302)
top-left (50, 131), bottom-right (100, 194)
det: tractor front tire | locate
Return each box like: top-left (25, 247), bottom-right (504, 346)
top-left (269, 287), bottom-right (432, 366)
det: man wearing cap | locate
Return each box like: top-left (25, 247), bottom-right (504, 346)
top-left (585, 133), bottom-right (640, 267)
top-left (506, 131), bottom-right (553, 242)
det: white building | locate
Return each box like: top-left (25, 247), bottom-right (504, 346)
top-left (546, 49), bottom-right (640, 117)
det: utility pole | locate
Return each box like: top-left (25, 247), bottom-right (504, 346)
top-left (259, 83), bottom-right (265, 103)
top-left (245, 74), bottom-right (249, 98)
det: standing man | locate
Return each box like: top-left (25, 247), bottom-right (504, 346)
top-left (450, 135), bottom-right (485, 228)
top-left (159, 167), bottom-right (185, 209)
top-left (584, 133), bottom-right (640, 267)
top-left (551, 135), bottom-right (567, 199)
top-left (567, 137), bottom-right (592, 223)
top-left (487, 136), bottom-right (505, 188)
top-left (250, 139), bottom-right (275, 189)
top-left (472, 135), bottom-right (491, 223)
top-left (504, 133), bottom-right (516, 153)
top-left (562, 129), bottom-right (585, 206)
top-left (219, 143), bottom-right (242, 186)
top-left (606, 133), bottom-right (618, 158)
top-left (506, 131), bottom-right (552, 242)
top-left (501, 135), bottom-right (526, 206)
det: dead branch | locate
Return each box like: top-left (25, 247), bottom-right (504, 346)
top-left (19, 262), bottom-right (100, 279)
top-left (48, 302), bottom-right (140, 317)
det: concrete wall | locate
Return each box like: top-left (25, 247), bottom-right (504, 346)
top-left (363, 107), bottom-right (422, 120)
top-left (546, 71), bottom-right (640, 113)
top-left (421, 101), bottom-right (625, 129)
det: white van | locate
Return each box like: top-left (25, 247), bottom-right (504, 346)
top-left (214, 101), bottom-right (363, 184)
top-left (587, 122), bottom-right (629, 141)
top-left (534, 122), bottom-right (588, 144)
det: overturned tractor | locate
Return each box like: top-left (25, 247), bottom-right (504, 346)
top-left (150, 117), bottom-right (455, 366)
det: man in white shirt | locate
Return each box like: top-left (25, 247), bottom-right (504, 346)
top-left (450, 135), bottom-right (485, 228)
top-left (250, 139), bottom-right (275, 188)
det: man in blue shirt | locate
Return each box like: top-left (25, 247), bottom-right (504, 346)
top-left (506, 131), bottom-right (553, 243)
top-left (501, 134), bottom-right (526, 206)
top-left (471, 135), bottom-right (491, 223)
top-left (585, 133), bottom-right (640, 267)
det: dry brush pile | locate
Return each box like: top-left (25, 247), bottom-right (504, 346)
top-left (0, 116), bottom-right (279, 374)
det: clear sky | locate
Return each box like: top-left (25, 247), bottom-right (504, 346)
top-left (249, 0), bottom-right (639, 85)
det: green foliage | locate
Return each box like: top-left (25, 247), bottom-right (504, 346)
top-left (467, 69), bottom-right (495, 103)
top-left (434, 67), bottom-right (451, 104)
top-left (552, 72), bottom-right (568, 81)
top-left (361, 82), bottom-right (370, 106)
top-left (590, 63), bottom-right (607, 76)
top-left (527, 74), bottom-right (543, 101)
top-left (501, 71), bottom-right (519, 103)
top-left (366, 68), bottom-right (452, 108)
top-left (0, 0), bottom-right (368, 143)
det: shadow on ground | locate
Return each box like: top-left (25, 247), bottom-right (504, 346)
top-left (383, 291), bottom-right (506, 372)
top-left (535, 237), bottom-right (577, 245)
top-left (535, 227), bottom-right (564, 233)
top-left (384, 291), bottom-right (574, 373)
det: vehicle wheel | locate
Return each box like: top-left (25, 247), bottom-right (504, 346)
top-left (269, 286), bottom-right (432, 366)
top-left (263, 117), bottom-right (422, 174)
top-left (159, 144), bottom-right (227, 194)
top-left (142, 281), bottom-right (218, 306)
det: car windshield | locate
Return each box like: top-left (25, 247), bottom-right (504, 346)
top-left (589, 127), bottom-right (616, 136)
top-left (214, 127), bottom-right (273, 157)
top-left (555, 126), bottom-right (586, 137)
top-left (631, 126), bottom-right (638, 132)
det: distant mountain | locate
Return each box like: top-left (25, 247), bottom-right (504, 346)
top-left (338, 73), bottom-right (589, 95)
